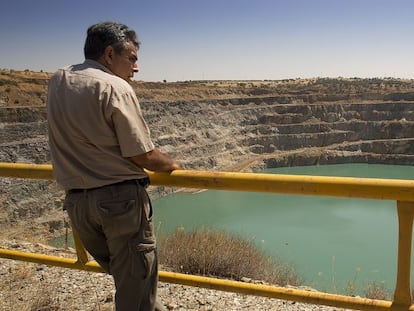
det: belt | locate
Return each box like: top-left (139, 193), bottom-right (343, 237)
top-left (67, 178), bottom-right (150, 194)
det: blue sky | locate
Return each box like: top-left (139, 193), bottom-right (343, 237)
top-left (1, 0), bottom-right (414, 81)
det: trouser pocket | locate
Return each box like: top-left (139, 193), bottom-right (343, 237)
top-left (97, 198), bottom-right (140, 237)
top-left (129, 236), bottom-right (157, 279)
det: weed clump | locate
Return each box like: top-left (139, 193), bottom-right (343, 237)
top-left (364, 281), bottom-right (389, 300)
top-left (158, 227), bottom-right (301, 287)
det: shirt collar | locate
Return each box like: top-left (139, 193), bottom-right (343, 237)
top-left (84, 59), bottom-right (114, 76)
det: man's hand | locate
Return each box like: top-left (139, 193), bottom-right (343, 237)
top-left (129, 149), bottom-right (180, 172)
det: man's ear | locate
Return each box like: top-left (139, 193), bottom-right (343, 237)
top-left (103, 45), bottom-right (115, 65)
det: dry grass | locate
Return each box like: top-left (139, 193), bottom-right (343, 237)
top-left (345, 268), bottom-right (390, 300)
top-left (363, 281), bottom-right (389, 300)
top-left (158, 227), bottom-right (301, 286)
top-left (28, 286), bottom-right (60, 311)
top-left (159, 227), bottom-right (397, 301)
top-left (3, 263), bottom-right (61, 311)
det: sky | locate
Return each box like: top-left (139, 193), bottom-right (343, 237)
top-left (1, 0), bottom-right (414, 82)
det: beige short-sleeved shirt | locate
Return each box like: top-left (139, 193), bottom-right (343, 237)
top-left (47, 59), bottom-right (155, 190)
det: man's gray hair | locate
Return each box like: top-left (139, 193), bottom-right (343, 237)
top-left (84, 21), bottom-right (141, 60)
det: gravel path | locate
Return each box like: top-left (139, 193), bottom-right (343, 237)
top-left (0, 240), bottom-right (354, 311)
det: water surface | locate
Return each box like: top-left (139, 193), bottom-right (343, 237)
top-left (154, 164), bottom-right (414, 294)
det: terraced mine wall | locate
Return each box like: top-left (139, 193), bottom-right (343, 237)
top-left (1, 98), bottom-right (414, 232)
top-left (2, 98), bottom-right (414, 168)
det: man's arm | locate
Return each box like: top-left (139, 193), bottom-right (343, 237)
top-left (129, 148), bottom-right (180, 172)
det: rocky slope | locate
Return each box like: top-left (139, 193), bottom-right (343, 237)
top-left (2, 100), bottom-right (414, 235)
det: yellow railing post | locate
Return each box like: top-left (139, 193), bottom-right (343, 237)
top-left (72, 229), bottom-right (89, 264)
top-left (393, 201), bottom-right (414, 306)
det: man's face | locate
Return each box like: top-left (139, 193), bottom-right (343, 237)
top-left (107, 41), bottom-right (139, 82)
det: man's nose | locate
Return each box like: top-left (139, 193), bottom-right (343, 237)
top-left (133, 63), bottom-right (139, 73)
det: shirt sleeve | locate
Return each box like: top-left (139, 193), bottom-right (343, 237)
top-left (110, 87), bottom-right (155, 157)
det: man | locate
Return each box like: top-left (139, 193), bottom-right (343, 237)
top-left (47, 21), bottom-right (179, 311)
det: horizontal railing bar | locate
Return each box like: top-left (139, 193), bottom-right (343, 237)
top-left (0, 162), bottom-right (53, 179)
top-left (2, 162), bottom-right (414, 201)
top-left (0, 248), bottom-right (103, 272)
top-left (147, 170), bottom-right (414, 201)
top-left (0, 248), bottom-right (407, 311)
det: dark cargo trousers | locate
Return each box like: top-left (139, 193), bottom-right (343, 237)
top-left (64, 180), bottom-right (166, 311)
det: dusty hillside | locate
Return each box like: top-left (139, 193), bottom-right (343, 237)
top-left (2, 68), bottom-right (414, 106)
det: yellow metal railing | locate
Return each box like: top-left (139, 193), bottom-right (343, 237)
top-left (1, 162), bottom-right (414, 311)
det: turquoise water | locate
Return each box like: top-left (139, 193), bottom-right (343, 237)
top-left (153, 163), bottom-right (414, 295)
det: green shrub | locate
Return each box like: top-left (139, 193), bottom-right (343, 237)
top-left (158, 227), bottom-right (301, 286)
